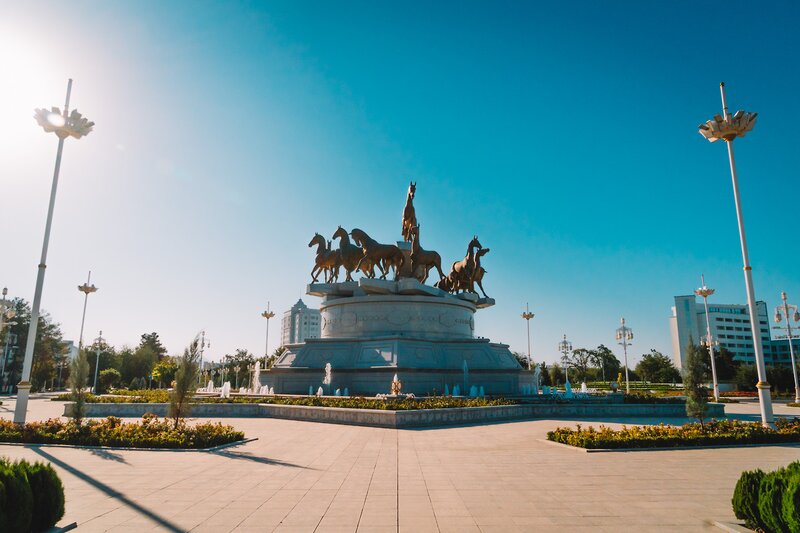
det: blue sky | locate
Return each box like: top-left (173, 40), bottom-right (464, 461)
top-left (1, 1), bottom-right (798, 366)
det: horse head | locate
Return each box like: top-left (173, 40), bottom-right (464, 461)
top-left (308, 233), bottom-right (325, 248)
top-left (476, 247), bottom-right (490, 258)
top-left (332, 225), bottom-right (348, 241)
top-left (350, 228), bottom-right (368, 246)
top-left (408, 181), bottom-right (416, 199)
top-left (469, 235), bottom-right (482, 251)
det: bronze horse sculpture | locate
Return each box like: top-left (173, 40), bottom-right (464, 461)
top-left (472, 247), bottom-right (490, 298)
top-left (332, 225), bottom-right (375, 280)
top-left (351, 228), bottom-right (405, 280)
top-left (409, 225), bottom-right (445, 283)
top-left (401, 181), bottom-right (417, 242)
top-left (308, 233), bottom-right (341, 283)
top-left (436, 236), bottom-right (482, 294)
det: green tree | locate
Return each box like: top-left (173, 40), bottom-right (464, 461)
top-left (539, 361), bottom-right (551, 386)
top-left (698, 345), bottom-right (739, 381)
top-left (152, 357), bottom-right (178, 388)
top-left (222, 348), bottom-right (255, 388)
top-left (120, 345), bottom-right (158, 384)
top-left (3, 298), bottom-right (65, 392)
top-left (683, 341), bottom-right (709, 427)
top-left (512, 351), bottom-right (530, 369)
top-left (549, 363), bottom-right (564, 386)
top-left (635, 349), bottom-right (681, 383)
top-left (169, 337), bottom-right (200, 429)
top-left (562, 348), bottom-right (593, 382)
top-left (734, 364), bottom-right (758, 391)
top-left (97, 368), bottom-right (121, 394)
top-left (590, 344), bottom-right (621, 381)
top-left (69, 351), bottom-right (90, 425)
top-left (138, 332), bottom-right (167, 360)
top-left (85, 338), bottom-right (120, 387)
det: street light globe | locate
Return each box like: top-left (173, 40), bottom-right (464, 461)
top-left (698, 108), bottom-right (757, 142)
top-left (34, 106), bottom-right (94, 139)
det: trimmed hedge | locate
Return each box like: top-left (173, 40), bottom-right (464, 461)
top-left (547, 418), bottom-right (800, 449)
top-left (0, 458), bottom-right (64, 532)
top-left (0, 415), bottom-right (244, 449)
top-left (733, 462), bottom-right (800, 532)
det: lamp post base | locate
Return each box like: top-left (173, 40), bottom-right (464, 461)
top-left (755, 381), bottom-right (775, 428)
top-left (12, 381), bottom-right (32, 424)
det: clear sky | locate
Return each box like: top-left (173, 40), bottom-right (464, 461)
top-left (1, 1), bottom-right (798, 367)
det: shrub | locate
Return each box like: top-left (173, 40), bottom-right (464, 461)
top-left (24, 461), bottom-right (65, 531)
top-left (732, 469), bottom-right (764, 530)
top-left (683, 341), bottom-right (708, 426)
top-left (785, 470), bottom-right (800, 533)
top-left (69, 350), bottom-right (90, 425)
top-left (98, 368), bottom-right (122, 394)
top-left (758, 470), bottom-right (788, 533)
top-left (0, 461), bottom-right (33, 532)
top-left (170, 338), bottom-right (200, 429)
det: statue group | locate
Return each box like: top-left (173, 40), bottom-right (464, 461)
top-left (309, 182), bottom-right (490, 298)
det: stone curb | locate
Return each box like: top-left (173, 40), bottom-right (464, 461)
top-left (0, 437), bottom-right (258, 453)
top-left (712, 521), bottom-right (753, 532)
top-left (537, 438), bottom-right (800, 453)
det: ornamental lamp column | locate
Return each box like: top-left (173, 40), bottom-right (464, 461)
top-left (77, 271), bottom-right (98, 354)
top-left (698, 82), bottom-right (773, 426)
top-left (261, 303), bottom-right (275, 359)
top-left (615, 318), bottom-right (633, 393)
top-left (521, 304), bottom-right (535, 370)
top-left (558, 334), bottom-right (572, 385)
top-left (695, 275), bottom-right (720, 402)
top-left (774, 292), bottom-right (800, 403)
top-left (14, 80), bottom-right (94, 424)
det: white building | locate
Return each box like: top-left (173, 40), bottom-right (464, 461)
top-left (281, 299), bottom-right (321, 346)
top-left (669, 295), bottom-right (771, 369)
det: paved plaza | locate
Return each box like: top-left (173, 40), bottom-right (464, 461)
top-left (1, 397), bottom-right (799, 532)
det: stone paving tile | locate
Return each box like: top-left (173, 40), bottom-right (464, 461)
top-left (2, 396), bottom-right (800, 532)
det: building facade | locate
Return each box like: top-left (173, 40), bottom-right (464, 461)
top-left (669, 295), bottom-right (771, 369)
top-left (280, 299), bottom-right (321, 346)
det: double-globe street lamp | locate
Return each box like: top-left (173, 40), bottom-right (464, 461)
top-left (14, 80), bottom-right (94, 424)
top-left (521, 304), bottom-right (534, 370)
top-left (695, 275), bottom-right (720, 402)
top-left (774, 291), bottom-right (800, 403)
top-left (615, 318), bottom-right (633, 393)
top-left (698, 82), bottom-right (773, 427)
top-left (261, 303), bottom-right (275, 359)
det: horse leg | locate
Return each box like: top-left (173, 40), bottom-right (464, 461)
top-left (311, 266), bottom-right (320, 283)
top-left (476, 279), bottom-right (488, 299)
top-left (434, 258), bottom-right (446, 281)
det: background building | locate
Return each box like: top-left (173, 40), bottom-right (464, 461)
top-left (669, 295), bottom-right (771, 369)
top-left (280, 299), bottom-right (321, 346)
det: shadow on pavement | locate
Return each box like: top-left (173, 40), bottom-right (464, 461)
top-left (207, 449), bottom-right (309, 468)
top-left (30, 448), bottom-right (183, 533)
top-left (88, 448), bottom-right (129, 464)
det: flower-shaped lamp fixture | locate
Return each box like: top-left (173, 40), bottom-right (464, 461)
top-left (34, 107), bottom-right (94, 139)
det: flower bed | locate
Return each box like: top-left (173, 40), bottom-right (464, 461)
top-left (54, 390), bottom-right (516, 410)
top-left (0, 457), bottom-right (65, 532)
top-left (0, 415), bottom-right (244, 449)
top-left (546, 418), bottom-right (800, 449)
top-left (622, 392), bottom-right (684, 404)
top-left (732, 461), bottom-right (800, 532)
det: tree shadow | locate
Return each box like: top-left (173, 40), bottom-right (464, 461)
top-left (87, 448), bottom-right (128, 464)
top-left (30, 448), bottom-right (183, 533)
top-left (207, 449), bottom-right (309, 469)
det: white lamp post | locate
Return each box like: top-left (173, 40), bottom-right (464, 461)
top-left (521, 304), bottom-right (534, 370)
top-left (698, 82), bottom-right (773, 426)
top-left (774, 291), bottom-right (800, 403)
top-left (77, 271), bottom-right (98, 354)
top-left (615, 318), bottom-right (633, 393)
top-left (558, 334), bottom-right (572, 384)
top-left (695, 275), bottom-right (720, 402)
top-left (14, 80), bottom-right (94, 424)
top-left (261, 303), bottom-right (275, 359)
top-left (92, 331), bottom-right (103, 394)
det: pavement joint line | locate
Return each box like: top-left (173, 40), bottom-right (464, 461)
top-left (536, 438), bottom-right (800, 453)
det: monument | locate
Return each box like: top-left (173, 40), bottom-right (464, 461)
top-left (259, 182), bottom-right (533, 396)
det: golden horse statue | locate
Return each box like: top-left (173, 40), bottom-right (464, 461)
top-left (351, 228), bottom-right (405, 280)
top-left (401, 181), bottom-right (416, 242)
top-left (436, 236), bottom-right (482, 294)
top-left (409, 225), bottom-right (445, 283)
top-left (472, 247), bottom-right (490, 298)
top-left (332, 225), bottom-right (375, 280)
top-left (308, 233), bottom-right (341, 283)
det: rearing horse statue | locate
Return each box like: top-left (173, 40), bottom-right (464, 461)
top-left (308, 233), bottom-right (341, 283)
top-left (441, 235), bottom-right (482, 294)
top-left (409, 225), bottom-right (445, 283)
top-left (401, 181), bottom-right (416, 242)
top-left (351, 228), bottom-right (405, 280)
top-left (332, 225), bottom-right (375, 280)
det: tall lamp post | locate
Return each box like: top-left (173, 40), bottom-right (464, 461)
top-left (14, 80), bottom-right (94, 424)
top-left (558, 334), bottom-right (572, 384)
top-left (695, 275), bottom-right (720, 402)
top-left (774, 292), bottom-right (800, 403)
top-left (92, 331), bottom-right (103, 394)
top-left (261, 303), bottom-right (275, 359)
top-left (615, 318), bottom-right (633, 393)
top-left (698, 82), bottom-right (773, 426)
top-left (1, 288), bottom-right (17, 394)
top-left (521, 304), bottom-right (534, 370)
top-left (198, 331), bottom-right (210, 384)
top-left (77, 271), bottom-right (98, 353)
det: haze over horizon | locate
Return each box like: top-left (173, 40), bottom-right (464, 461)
top-left (1, 1), bottom-right (798, 367)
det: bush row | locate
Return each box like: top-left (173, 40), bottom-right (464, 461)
top-left (547, 418), bottom-right (800, 449)
top-left (622, 392), bottom-right (684, 404)
top-left (733, 462), bottom-right (800, 532)
top-left (0, 457), bottom-right (65, 532)
top-left (0, 415), bottom-right (244, 449)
